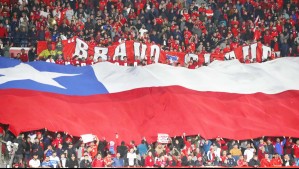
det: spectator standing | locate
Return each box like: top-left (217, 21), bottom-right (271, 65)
top-left (274, 137), bottom-right (286, 157)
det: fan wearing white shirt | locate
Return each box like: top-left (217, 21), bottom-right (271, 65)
top-left (46, 55), bottom-right (55, 63)
top-left (50, 152), bottom-right (61, 168)
top-left (60, 153), bottom-right (67, 168)
top-left (127, 148), bottom-right (137, 167)
top-left (244, 143), bottom-right (256, 163)
top-left (29, 154), bottom-right (41, 168)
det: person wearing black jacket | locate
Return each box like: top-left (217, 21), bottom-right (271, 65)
top-left (28, 46), bottom-right (37, 62)
top-left (117, 141), bottom-right (128, 159)
top-left (14, 134), bottom-right (26, 163)
top-left (31, 138), bottom-right (44, 161)
top-left (98, 138), bottom-right (108, 157)
top-left (80, 154), bottom-right (92, 168)
top-left (66, 142), bottom-right (79, 159)
top-left (24, 137), bottom-right (32, 163)
top-left (66, 153), bottom-right (79, 168)
top-left (266, 139), bottom-right (275, 159)
top-left (248, 155), bottom-right (260, 168)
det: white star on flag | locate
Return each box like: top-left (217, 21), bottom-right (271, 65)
top-left (0, 63), bottom-right (80, 89)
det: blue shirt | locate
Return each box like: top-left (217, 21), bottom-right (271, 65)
top-left (45, 150), bottom-right (53, 157)
top-left (137, 144), bottom-right (148, 156)
top-left (112, 158), bottom-right (124, 167)
top-left (42, 161), bottom-right (54, 168)
top-left (203, 141), bottom-right (212, 154)
top-left (275, 138), bottom-right (286, 155)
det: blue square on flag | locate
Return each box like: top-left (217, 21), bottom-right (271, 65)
top-left (166, 54), bottom-right (178, 63)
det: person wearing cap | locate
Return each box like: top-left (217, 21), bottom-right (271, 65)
top-left (29, 154), bottom-right (41, 168)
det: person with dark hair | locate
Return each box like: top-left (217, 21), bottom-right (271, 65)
top-left (137, 138), bottom-right (148, 157)
top-left (66, 154), bottom-right (79, 168)
top-left (248, 155), bottom-right (260, 168)
top-left (80, 153), bottom-right (92, 168)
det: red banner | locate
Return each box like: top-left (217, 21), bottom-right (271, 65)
top-left (37, 38), bottom-right (272, 66)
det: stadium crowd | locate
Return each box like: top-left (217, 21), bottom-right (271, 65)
top-left (0, 0), bottom-right (299, 65)
top-left (0, 127), bottom-right (299, 168)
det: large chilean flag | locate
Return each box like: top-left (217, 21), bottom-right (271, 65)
top-left (0, 57), bottom-right (299, 142)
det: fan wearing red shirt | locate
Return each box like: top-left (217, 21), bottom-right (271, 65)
top-left (253, 27), bottom-right (261, 41)
top-left (155, 16), bottom-right (163, 25)
top-left (263, 31), bottom-right (272, 45)
top-left (223, 45), bottom-right (231, 53)
top-left (190, 41), bottom-right (196, 53)
top-left (237, 155), bottom-right (248, 167)
top-left (205, 6), bottom-right (213, 19)
top-left (231, 25), bottom-right (239, 37)
top-left (184, 28), bottom-right (192, 39)
top-left (104, 152), bottom-right (113, 167)
top-left (19, 49), bottom-right (29, 62)
top-left (71, 56), bottom-right (80, 66)
top-left (55, 55), bottom-right (65, 65)
top-left (92, 154), bottom-right (105, 167)
top-left (271, 154), bottom-right (282, 167)
top-left (0, 23), bottom-right (7, 39)
top-left (230, 41), bottom-right (239, 50)
top-left (89, 136), bottom-right (100, 159)
top-left (187, 58), bottom-right (198, 69)
top-left (86, 55), bottom-right (94, 65)
top-left (198, 3), bottom-right (206, 13)
top-left (260, 154), bottom-right (272, 167)
top-left (52, 133), bottom-right (63, 148)
top-left (99, 0), bottom-right (107, 11)
top-left (147, 56), bottom-right (155, 65)
top-left (145, 151), bottom-right (155, 167)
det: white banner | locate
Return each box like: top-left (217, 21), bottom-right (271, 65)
top-left (157, 133), bottom-right (169, 144)
top-left (80, 134), bottom-right (95, 143)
